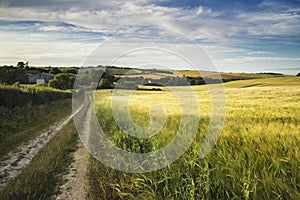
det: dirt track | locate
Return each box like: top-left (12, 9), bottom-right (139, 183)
top-left (55, 140), bottom-right (89, 200)
top-left (0, 105), bottom-right (83, 189)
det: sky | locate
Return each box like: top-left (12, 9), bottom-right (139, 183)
top-left (0, 0), bottom-right (300, 74)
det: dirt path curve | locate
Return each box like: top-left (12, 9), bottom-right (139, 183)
top-left (55, 140), bottom-right (89, 200)
top-left (0, 105), bottom-right (84, 189)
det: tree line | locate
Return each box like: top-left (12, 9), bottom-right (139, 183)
top-left (0, 65), bottom-right (78, 90)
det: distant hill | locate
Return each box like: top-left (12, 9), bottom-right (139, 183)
top-left (176, 70), bottom-right (286, 80)
top-left (224, 76), bottom-right (300, 88)
top-left (86, 66), bottom-right (292, 86)
top-left (24, 65), bottom-right (292, 85)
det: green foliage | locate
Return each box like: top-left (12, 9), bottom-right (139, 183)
top-left (98, 78), bottom-right (114, 89)
top-left (35, 83), bottom-right (48, 87)
top-left (0, 99), bottom-right (71, 159)
top-left (75, 68), bottom-right (114, 88)
top-left (73, 68), bottom-right (104, 87)
top-left (0, 65), bottom-right (28, 84)
top-left (61, 67), bottom-right (79, 74)
top-left (105, 66), bottom-right (131, 76)
top-left (48, 73), bottom-right (75, 90)
top-left (16, 61), bottom-right (25, 68)
top-left (49, 67), bottom-right (63, 74)
top-left (0, 85), bottom-right (71, 108)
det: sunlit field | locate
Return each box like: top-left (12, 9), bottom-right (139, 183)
top-left (89, 77), bottom-right (300, 199)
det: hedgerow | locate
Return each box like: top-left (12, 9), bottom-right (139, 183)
top-left (0, 85), bottom-right (71, 107)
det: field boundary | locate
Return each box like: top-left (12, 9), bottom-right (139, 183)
top-left (0, 104), bottom-right (84, 189)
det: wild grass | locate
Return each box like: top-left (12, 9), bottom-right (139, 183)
top-left (0, 99), bottom-right (72, 160)
top-left (88, 76), bottom-right (300, 199)
top-left (0, 121), bottom-right (78, 200)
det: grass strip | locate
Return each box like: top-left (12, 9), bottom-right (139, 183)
top-left (0, 99), bottom-right (72, 160)
top-left (0, 120), bottom-right (78, 200)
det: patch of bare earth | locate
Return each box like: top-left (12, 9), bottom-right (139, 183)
top-left (55, 140), bottom-right (89, 200)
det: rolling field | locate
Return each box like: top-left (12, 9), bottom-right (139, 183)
top-left (177, 70), bottom-right (287, 80)
top-left (89, 76), bottom-right (300, 199)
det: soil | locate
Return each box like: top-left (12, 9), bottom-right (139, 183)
top-left (55, 141), bottom-right (89, 200)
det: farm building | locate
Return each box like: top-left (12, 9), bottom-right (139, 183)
top-left (25, 69), bottom-right (55, 84)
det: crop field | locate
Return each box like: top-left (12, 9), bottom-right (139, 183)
top-left (0, 76), bottom-right (299, 199)
top-left (88, 77), bottom-right (300, 199)
top-left (177, 70), bottom-right (286, 80)
top-left (115, 74), bottom-right (168, 80)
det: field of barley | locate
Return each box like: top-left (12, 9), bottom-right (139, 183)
top-left (89, 77), bottom-right (300, 199)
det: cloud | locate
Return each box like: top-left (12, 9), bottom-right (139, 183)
top-left (218, 56), bottom-right (300, 63)
top-left (0, 0), bottom-right (299, 38)
top-left (0, 2), bottom-right (220, 34)
top-left (0, 1), bottom-right (299, 43)
top-left (0, 0), bottom-right (299, 74)
top-left (271, 67), bottom-right (300, 70)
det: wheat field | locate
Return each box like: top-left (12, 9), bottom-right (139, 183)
top-left (88, 77), bottom-right (300, 199)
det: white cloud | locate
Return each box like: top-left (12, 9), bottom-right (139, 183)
top-left (218, 56), bottom-right (300, 63)
top-left (0, 0), bottom-right (299, 40)
top-left (0, 0), bottom-right (299, 74)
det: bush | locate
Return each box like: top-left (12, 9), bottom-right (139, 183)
top-left (0, 66), bottom-right (28, 84)
top-left (0, 85), bottom-right (30, 107)
top-left (98, 78), bottom-right (114, 89)
top-left (48, 73), bottom-right (75, 90)
top-left (0, 85), bottom-right (71, 108)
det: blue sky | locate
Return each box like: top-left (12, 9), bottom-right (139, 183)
top-left (0, 0), bottom-right (299, 74)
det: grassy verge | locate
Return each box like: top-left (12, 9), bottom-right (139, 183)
top-left (0, 120), bottom-right (78, 200)
top-left (0, 99), bottom-right (72, 160)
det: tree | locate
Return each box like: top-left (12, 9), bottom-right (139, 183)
top-left (16, 61), bottom-right (25, 68)
top-left (48, 73), bottom-right (75, 90)
top-left (49, 67), bottom-right (62, 75)
top-left (98, 78), bottom-right (113, 89)
top-left (0, 66), bottom-right (28, 84)
top-left (64, 67), bottom-right (78, 74)
top-left (25, 61), bottom-right (29, 69)
top-left (68, 76), bottom-right (76, 89)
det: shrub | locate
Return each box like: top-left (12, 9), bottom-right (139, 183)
top-left (48, 73), bottom-right (75, 90)
top-left (0, 66), bottom-right (29, 84)
top-left (0, 85), bottom-right (71, 108)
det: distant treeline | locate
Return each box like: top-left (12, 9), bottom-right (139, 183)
top-left (0, 65), bottom-right (79, 90)
top-left (258, 72), bottom-right (284, 76)
top-left (114, 76), bottom-right (225, 89)
top-left (2, 64), bottom-right (292, 92)
top-left (0, 85), bottom-right (71, 108)
top-left (76, 67), bottom-right (228, 90)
